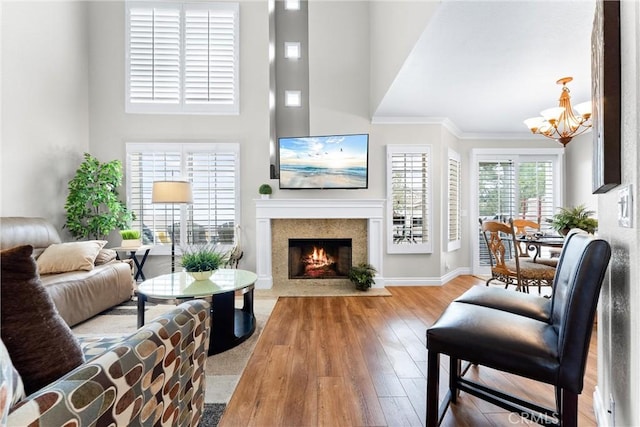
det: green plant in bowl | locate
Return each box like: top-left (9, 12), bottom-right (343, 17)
top-left (180, 244), bottom-right (230, 280)
top-left (547, 204), bottom-right (598, 235)
top-left (347, 262), bottom-right (377, 291)
top-left (258, 184), bottom-right (272, 195)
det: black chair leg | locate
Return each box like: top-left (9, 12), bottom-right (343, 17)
top-left (449, 357), bottom-right (460, 403)
top-left (426, 350), bottom-right (440, 427)
top-left (560, 389), bottom-right (578, 427)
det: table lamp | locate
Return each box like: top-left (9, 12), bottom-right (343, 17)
top-left (152, 180), bottom-right (193, 273)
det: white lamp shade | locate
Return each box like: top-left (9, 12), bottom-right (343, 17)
top-left (152, 181), bottom-right (193, 203)
top-left (524, 117), bottom-right (545, 131)
top-left (573, 101), bottom-right (592, 118)
top-left (540, 107), bottom-right (565, 122)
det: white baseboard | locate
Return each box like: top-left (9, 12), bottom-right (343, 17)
top-left (385, 267), bottom-right (472, 286)
top-left (593, 386), bottom-right (612, 427)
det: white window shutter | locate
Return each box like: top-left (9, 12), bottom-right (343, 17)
top-left (127, 5), bottom-right (181, 108)
top-left (126, 2), bottom-right (239, 114)
top-left (447, 149), bottom-right (461, 251)
top-left (184, 4), bottom-right (239, 113)
top-left (386, 145), bottom-right (433, 254)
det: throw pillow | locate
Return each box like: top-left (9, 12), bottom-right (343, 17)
top-left (94, 248), bottom-right (117, 266)
top-left (36, 240), bottom-right (107, 274)
top-left (0, 245), bottom-right (84, 395)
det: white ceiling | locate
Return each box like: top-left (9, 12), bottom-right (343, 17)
top-left (373, 0), bottom-right (596, 138)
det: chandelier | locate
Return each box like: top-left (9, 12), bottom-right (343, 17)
top-left (524, 77), bottom-right (592, 146)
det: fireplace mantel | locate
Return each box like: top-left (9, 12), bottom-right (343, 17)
top-left (255, 199), bottom-right (385, 289)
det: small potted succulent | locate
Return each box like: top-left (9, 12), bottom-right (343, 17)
top-left (547, 204), bottom-right (598, 235)
top-left (119, 229), bottom-right (141, 248)
top-left (347, 262), bottom-right (377, 291)
top-left (180, 244), bottom-right (230, 281)
top-left (258, 183), bottom-right (273, 199)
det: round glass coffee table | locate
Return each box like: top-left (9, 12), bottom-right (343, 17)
top-left (137, 269), bottom-right (257, 355)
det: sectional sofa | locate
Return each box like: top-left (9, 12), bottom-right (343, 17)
top-left (0, 217), bottom-right (134, 326)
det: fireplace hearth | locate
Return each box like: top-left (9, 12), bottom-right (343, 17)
top-left (289, 238), bottom-right (352, 279)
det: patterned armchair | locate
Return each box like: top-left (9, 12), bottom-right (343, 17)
top-left (7, 300), bottom-right (210, 426)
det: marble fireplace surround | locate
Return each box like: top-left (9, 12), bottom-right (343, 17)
top-left (255, 199), bottom-right (385, 289)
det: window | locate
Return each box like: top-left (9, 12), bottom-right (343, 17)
top-left (386, 145), bottom-right (433, 254)
top-left (126, 2), bottom-right (239, 114)
top-left (447, 149), bottom-right (461, 251)
top-left (126, 143), bottom-right (240, 255)
top-left (471, 149), bottom-right (563, 274)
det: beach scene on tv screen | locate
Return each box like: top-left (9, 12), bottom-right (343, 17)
top-left (279, 134), bottom-right (368, 188)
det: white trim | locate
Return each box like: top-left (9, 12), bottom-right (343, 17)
top-left (593, 387), bottom-right (612, 427)
top-left (384, 267), bottom-right (472, 286)
top-left (372, 116), bottom-right (545, 141)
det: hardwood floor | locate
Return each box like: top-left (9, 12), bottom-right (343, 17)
top-left (219, 276), bottom-right (597, 426)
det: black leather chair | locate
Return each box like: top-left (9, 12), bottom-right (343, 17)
top-left (426, 230), bottom-right (611, 427)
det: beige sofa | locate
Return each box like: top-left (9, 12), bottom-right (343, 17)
top-left (0, 217), bottom-right (134, 326)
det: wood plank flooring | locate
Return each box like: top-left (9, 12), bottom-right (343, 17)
top-left (219, 276), bottom-right (597, 426)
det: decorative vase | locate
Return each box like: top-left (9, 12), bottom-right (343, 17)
top-left (189, 270), bottom-right (213, 281)
top-left (261, 194), bottom-right (270, 199)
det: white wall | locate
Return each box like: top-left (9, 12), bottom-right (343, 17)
top-left (596, 1), bottom-right (640, 425)
top-left (1, 1), bottom-right (89, 229)
top-left (564, 132), bottom-right (598, 211)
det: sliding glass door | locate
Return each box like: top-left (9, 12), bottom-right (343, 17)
top-left (472, 149), bottom-right (564, 275)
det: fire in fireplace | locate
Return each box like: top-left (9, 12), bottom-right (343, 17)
top-left (288, 238), bottom-right (352, 279)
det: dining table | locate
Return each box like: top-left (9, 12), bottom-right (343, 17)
top-left (516, 235), bottom-right (565, 263)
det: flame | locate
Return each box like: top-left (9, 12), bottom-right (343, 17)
top-left (304, 246), bottom-right (332, 266)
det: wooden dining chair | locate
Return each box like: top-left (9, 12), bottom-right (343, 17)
top-left (479, 218), bottom-right (556, 293)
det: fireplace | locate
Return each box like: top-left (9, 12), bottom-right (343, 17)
top-left (289, 238), bottom-right (352, 279)
top-left (254, 199), bottom-right (385, 289)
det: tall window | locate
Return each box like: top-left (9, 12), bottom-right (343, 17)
top-left (472, 149), bottom-right (563, 273)
top-left (447, 149), bottom-right (461, 251)
top-left (386, 145), bottom-right (433, 254)
top-left (126, 143), bottom-right (240, 255)
top-left (126, 2), bottom-right (239, 114)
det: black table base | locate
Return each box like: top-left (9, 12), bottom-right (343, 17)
top-left (137, 287), bottom-right (255, 356)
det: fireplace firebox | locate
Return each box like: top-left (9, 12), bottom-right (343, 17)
top-left (288, 238), bottom-right (352, 279)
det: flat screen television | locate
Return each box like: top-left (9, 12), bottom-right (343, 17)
top-left (278, 133), bottom-right (369, 189)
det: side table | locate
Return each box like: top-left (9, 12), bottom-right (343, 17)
top-left (112, 245), bottom-right (152, 281)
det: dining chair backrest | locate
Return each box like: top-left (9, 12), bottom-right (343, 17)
top-left (479, 218), bottom-right (520, 274)
top-left (512, 219), bottom-right (540, 257)
top-left (547, 229), bottom-right (611, 391)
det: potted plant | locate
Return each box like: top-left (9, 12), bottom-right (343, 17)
top-left (347, 262), bottom-right (377, 291)
top-left (65, 153), bottom-right (135, 240)
top-left (180, 244), bottom-right (230, 280)
top-left (258, 183), bottom-right (273, 199)
top-left (547, 204), bottom-right (598, 235)
top-left (119, 229), bottom-right (141, 248)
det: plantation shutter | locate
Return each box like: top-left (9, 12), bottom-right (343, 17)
top-left (184, 4), bottom-right (239, 112)
top-left (128, 151), bottom-right (183, 245)
top-left (126, 2), bottom-right (239, 114)
top-left (127, 5), bottom-right (181, 106)
top-left (387, 145), bottom-right (433, 254)
top-left (186, 150), bottom-right (238, 244)
top-left (447, 150), bottom-right (461, 251)
top-left (517, 160), bottom-right (555, 233)
top-left (477, 161), bottom-right (516, 266)
top-left (126, 143), bottom-right (240, 254)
